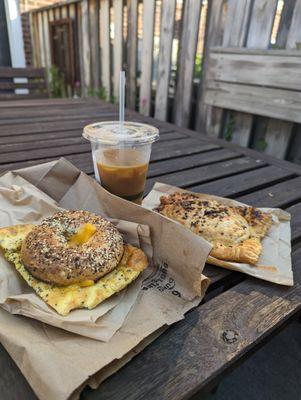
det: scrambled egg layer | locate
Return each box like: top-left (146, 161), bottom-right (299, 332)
top-left (0, 225), bottom-right (148, 316)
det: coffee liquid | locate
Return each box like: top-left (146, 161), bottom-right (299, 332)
top-left (97, 149), bottom-right (149, 204)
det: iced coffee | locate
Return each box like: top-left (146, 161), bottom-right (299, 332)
top-left (83, 122), bottom-right (159, 203)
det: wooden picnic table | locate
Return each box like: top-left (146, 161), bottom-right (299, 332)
top-left (0, 98), bottom-right (300, 400)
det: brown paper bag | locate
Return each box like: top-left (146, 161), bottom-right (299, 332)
top-left (0, 158), bottom-right (211, 400)
top-left (0, 172), bottom-right (152, 341)
top-left (143, 182), bottom-right (293, 286)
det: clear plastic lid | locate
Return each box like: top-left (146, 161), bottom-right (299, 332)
top-left (83, 121), bottom-right (159, 145)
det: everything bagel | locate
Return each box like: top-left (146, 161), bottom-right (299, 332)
top-left (21, 210), bottom-right (124, 285)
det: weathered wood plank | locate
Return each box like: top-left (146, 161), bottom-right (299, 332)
top-left (191, 165), bottom-right (295, 198)
top-left (237, 176), bottom-right (301, 208)
top-left (126, 0), bottom-right (138, 109)
top-left (91, 247), bottom-right (301, 400)
top-left (195, 0), bottom-right (226, 135)
top-left (146, 157), bottom-right (266, 192)
top-left (265, 119), bottom-right (293, 159)
top-left (154, 0), bottom-right (176, 121)
top-left (204, 81), bottom-right (301, 124)
top-left (222, 0), bottom-right (252, 47)
top-left (29, 12), bottom-right (38, 67)
top-left (286, 0), bottom-right (301, 49)
top-left (61, 5), bottom-right (68, 18)
top-left (276, 0), bottom-right (295, 48)
top-left (247, 0), bottom-right (278, 48)
top-left (148, 149), bottom-right (241, 178)
top-left (100, 0), bottom-right (111, 99)
top-left (89, 0), bottom-right (100, 91)
top-left (37, 12), bottom-right (46, 67)
top-left (208, 50), bottom-right (301, 91)
top-left (139, 0), bottom-right (155, 116)
top-left (113, 0), bottom-right (123, 99)
top-left (42, 11), bottom-right (51, 72)
top-left (0, 67), bottom-right (45, 78)
top-left (174, 0), bottom-right (202, 127)
top-left (77, 0), bottom-right (85, 92)
top-left (81, 0), bottom-right (91, 95)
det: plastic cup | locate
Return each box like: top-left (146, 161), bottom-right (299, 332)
top-left (83, 121), bottom-right (159, 204)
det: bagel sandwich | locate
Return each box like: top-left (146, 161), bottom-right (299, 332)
top-left (0, 211), bottom-right (148, 316)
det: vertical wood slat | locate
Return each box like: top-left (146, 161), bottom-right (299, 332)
top-left (29, 12), bottom-right (37, 66)
top-left (228, 0), bottom-right (278, 148)
top-left (77, 1), bottom-right (85, 94)
top-left (55, 7), bottom-right (60, 20)
top-left (61, 5), bottom-right (68, 19)
top-left (265, 0), bottom-right (301, 158)
top-left (221, 0), bottom-right (253, 146)
top-left (174, 0), bottom-right (202, 127)
top-left (89, 0), bottom-right (100, 91)
top-left (42, 11), bottom-right (51, 70)
top-left (126, 0), bottom-right (138, 109)
top-left (113, 0), bottom-right (123, 99)
top-left (100, 0), bottom-right (111, 99)
top-left (139, 0), bottom-right (156, 116)
top-left (81, 0), bottom-right (91, 96)
top-left (154, 0), bottom-right (176, 121)
top-left (286, 0), bottom-right (301, 49)
top-left (276, 0), bottom-right (295, 48)
top-left (37, 12), bottom-right (46, 67)
top-left (195, 0), bottom-right (226, 135)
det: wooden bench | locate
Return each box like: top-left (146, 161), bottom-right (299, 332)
top-left (204, 47), bottom-right (301, 157)
top-left (0, 67), bottom-right (48, 100)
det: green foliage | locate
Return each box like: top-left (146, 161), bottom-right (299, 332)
top-left (195, 54), bottom-right (203, 79)
top-left (87, 86), bottom-right (108, 101)
top-left (48, 65), bottom-right (65, 98)
top-left (255, 138), bottom-right (268, 151)
top-left (224, 112), bottom-right (235, 141)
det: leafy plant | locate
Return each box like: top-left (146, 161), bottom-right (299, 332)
top-left (48, 65), bottom-right (65, 98)
top-left (195, 54), bottom-right (203, 79)
top-left (87, 86), bottom-right (108, 101)
top-left (224, 112), bottom-right (235, 141)
top-left (255, 138), bottom-right (268, 151)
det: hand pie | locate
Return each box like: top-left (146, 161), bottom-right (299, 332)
top-left (155, 192), bottom-right (272, 265)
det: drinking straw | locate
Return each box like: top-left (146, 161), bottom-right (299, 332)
top-left (119, 71), bottom-right (125, 131)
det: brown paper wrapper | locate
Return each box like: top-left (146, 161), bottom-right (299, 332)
top-left (0, 158), bottom-right (211, 400)
top-left (143, 182), bottom-right (293, 286)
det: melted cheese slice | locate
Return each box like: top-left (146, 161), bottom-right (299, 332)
top-left (0, 224), bottom-right (148, 316)
top-left (68, 223), bottom-right (97, 246)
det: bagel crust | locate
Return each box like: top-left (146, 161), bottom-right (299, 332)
top-left (21, 210), bottom-right (124, 285)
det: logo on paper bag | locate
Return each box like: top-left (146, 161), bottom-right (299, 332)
top-left (142, 261), bottom-right (181, 297)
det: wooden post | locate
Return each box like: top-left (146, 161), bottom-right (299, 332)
top-left (42, 11), bottom-right (51, 71)
top-left (37, 12), bottom-right (46, 67)
top-left (113, 0), bottom-right (123, 100)
top-left (139, 0), bottom-right (155, 116)
top-left (154, 0), bottom-right (176, 121)
top-left (81, 0), bottom-right (91, 96)
top-left (126, 0), bottom-right (138, 109)
top-left (90, 0), bottom-right (100, 92)
top-left (174, 0), bottom-right (202, 127)
top-left (100, 0), bottom-right (111, 99)
top-left (195, 0), bottom-right (226, 135)
top-left (265, 0), bottom-right (301, 159)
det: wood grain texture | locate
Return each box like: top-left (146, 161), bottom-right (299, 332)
top-left (195, 0), bottom-right (226, 135)
top-left (222, 0), bottom-right (252, 47)
top-left (247, 0), bottom-right (278, 48)
top-left (286, 0), bottom-right (301, 49)
top-left (208, 50), bottom-right (301, 91)
top-left (81, 0), bottom-right (91, 95)
top-left (100, 0), bottom-right (111, 99)
top-left (88, 247), bottom-right (301, 400)
top-left (204, 81), bottom-right (301, 124)
top-left (139, 0), bottom-right (155, 116)
top-left (37, 12), bottom-right (46, 67)
top-left (265, 119), bottom-right (293, 159)
top-left (113, 0), bottom-right (123, 99)
top-left (89, 0), bottom-right (100, 91)
top-left (42, 11), bottom-right (51, 70)
top-left (276, 0), bottom-right (296, 48)
top-left (174, 0), bottom-right (202, 127)
top-left (126, 0), bottom-right (138, 109)
top-left (154, 0), bottom-right (176, 121)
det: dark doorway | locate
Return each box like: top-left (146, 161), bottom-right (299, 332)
top-left (49, 19), bottom-right (75, 85)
